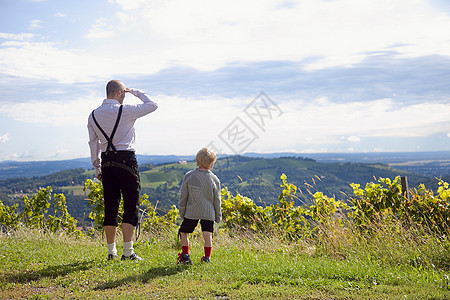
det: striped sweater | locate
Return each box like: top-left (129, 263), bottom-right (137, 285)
top-left (178, 168), bottom-right (222, 223)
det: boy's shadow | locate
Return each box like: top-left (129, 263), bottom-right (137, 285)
top-left (95, 265), bottom-right (188, 290)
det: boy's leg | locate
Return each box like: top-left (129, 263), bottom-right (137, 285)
top-left (180, 232), bottom-right (190, 254)
top-left (203, 231), bottom-right (213, 259)
top-left (203, 231), bottom-right (212, 247)
top-left (177, 232), bottom-right (193, 264)
top-left (177, 219), bottom-right (197, 264)
top-left (200, 220), bottom-right (214, 261)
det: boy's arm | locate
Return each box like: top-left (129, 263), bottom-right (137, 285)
top-left (213, 180), bottom-right (222, 223)
top-left (178, 178), bottom-right (188, 219)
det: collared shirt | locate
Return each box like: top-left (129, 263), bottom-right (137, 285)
top-left (87, 89), bottom-right (158, 176)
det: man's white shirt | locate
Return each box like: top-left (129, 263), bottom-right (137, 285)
top-left (87, 89), bottom-right (158, 177)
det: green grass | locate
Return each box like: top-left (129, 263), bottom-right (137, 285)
top-left (1, 228), bottom-right (449, 299)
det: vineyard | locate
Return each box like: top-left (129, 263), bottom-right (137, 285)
top-left (0, 174), bottom-right (449, 299)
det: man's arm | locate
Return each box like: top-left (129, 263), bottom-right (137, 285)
top-left (87, 119), bottom-right (102, 180)
top-left (127, 88), bottom-right (158, 118)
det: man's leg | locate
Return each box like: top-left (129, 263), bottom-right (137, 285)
top-left (105, 225), bottom-right (118, 244)
top-left (102, 165), bottom-right (121, 260)
top-left (121, 222), bottom-right (138, 258)
top-left (118, 155), bottom-right (142, 260)
top-left (105, 225), bottom-right (118, 259)
top-left (122, 222), bottom-right (134, 243)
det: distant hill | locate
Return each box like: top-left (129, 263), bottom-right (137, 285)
top-left (2, 155), bottom-right (445, 224)
top-left (1, 151), bottom-right (449, 180)
top-left (0, 155), bottom-right (194, 180)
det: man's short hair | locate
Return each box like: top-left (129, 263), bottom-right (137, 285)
top-left (106, 80), bottom-right (124, 98)
top-left (196, 148), bottom-right (217, 169)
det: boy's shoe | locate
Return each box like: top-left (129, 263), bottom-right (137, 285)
top-left (121, 253), bottom-right (143, 261)
top-left (177, 252), bottom-right (193, 265)
top-left (107, 254), bottom-right (119, 261)
top-left (201, 256), bottom-right (211, 263)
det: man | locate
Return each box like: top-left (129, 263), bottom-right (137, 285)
top-left (87, 80), bottom-right (158, 261)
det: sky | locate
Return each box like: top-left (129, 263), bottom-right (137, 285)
top-left (1, 0), bottom-right (450, 162)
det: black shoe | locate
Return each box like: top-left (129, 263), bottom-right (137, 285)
top-left (107, 254), bottom-right (119, 261)
top-left (201, 256), bottom-right (211, 263)
top-left (121, 253), bottom-right (143, 261)
top-left (177, 252), bottom-right (193, 265)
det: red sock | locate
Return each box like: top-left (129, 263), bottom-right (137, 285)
top-left (204, 247), bottom-right (212, 258)
top-left (182, 246), bottom-right (189, 254)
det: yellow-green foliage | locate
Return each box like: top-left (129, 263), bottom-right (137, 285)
top-left (1, 174), bottom-right (449, 243)
top-left (350, 176), bottom-right (450, 235)
top-left (221, 173), bottom-right (349, 240)
top-left (0, 187), bottom-right (79, 235)
top-left (139, 194), bottom-right (179, 233)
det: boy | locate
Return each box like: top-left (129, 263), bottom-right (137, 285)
top-left (177, 148), bottom-right (222, 264)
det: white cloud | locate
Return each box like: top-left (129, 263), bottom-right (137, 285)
top-left (28, 19), bottom-right (42, 30)
top-left (84, 18), bottom-right (116, 40)
top-left (1, 0), bottom-right (450, 83)
top-left (347, 136), bottom-right (361, 142)
top-left (12, 151), bottom-right (37, 159)
top-left (113, 0), bottom-right (148, 10)
top-left (50, 149), bottom-right (69, 158)
top-left (55, 13), bottom-right (66, 17)
top-left (111, 0), bottom-right (450, 71)
top-left (0, 92), bottom-right (100, 126)
top-left (255, 97), bottom-right (450, 152)
top-left (0, 33), bottom-right (36, 41)
top-left (0, 133), bottom-right (9, 144)
top-left (0, 41), bottom-right (119, 82)
top-left (2, 92), bottom-right (450, 154)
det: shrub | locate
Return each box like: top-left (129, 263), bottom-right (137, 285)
top-left (0, 186), bottom-right (79, 235)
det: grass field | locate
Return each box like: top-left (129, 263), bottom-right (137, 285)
top-left (1, 228), bottom-right (449, 299)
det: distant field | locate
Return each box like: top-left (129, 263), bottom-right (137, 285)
top-left (140, 162), bottom-right (195, 189)
top-left (60, 186), bottom-right (86, 196)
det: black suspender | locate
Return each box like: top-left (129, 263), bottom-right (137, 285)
top-left (91, 105), bottom-right (123, 153)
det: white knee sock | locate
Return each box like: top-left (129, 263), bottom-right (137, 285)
top-left (107, 242), bottom-right (117, 256)
top-left (123, 241), bottom-right (134, 257)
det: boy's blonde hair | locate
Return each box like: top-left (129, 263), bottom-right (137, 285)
top-left (196, 148), bottom-right (217, 169)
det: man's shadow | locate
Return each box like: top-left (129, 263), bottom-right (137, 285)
top-left (3, 260), bottom-right (97, 283)
top-left (94, 265), bottom-right (189, 290)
